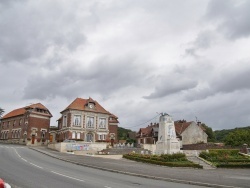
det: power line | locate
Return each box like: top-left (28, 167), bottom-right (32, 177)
top-left (125, 114), bottom-right (161, 129)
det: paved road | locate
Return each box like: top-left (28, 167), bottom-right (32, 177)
top-left (27, 145), bottom-right (250, 188)
top-left (0, 145), bottom-right (203, 188)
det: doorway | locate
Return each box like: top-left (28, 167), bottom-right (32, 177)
top-left (32, 135), bottom-right (35, 144)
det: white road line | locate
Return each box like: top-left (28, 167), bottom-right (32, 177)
top-left (51, 171), bottom-right (85, 182)
top-left (13, 149), bottom-right (21, 158)
top-left (29, 163), bottom-right (43, 169)
top-left (21, 158), bottom-right (27, 162)
top-left (104, 186), bottom-right (112, 188)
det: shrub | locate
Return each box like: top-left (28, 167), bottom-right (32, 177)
top-left (123, 153), bottom-right (202, 168)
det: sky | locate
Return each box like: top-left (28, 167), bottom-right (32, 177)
top-left (1, 0), bottom-right (250, 131)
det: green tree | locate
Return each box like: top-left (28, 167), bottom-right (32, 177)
top-left (118, 127), bottom-right (132, 140)
top-left (201, 123), bottom-right (215, 142)
top-left (0, 107), bottom-right (4, 118)
top-left (224, 129), bottom-right (250, 146)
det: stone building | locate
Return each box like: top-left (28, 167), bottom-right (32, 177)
top-left (136, 120), bottom-right (208, 147)
top-left (0, 103), bottom-right (52, 145)
top-left (56, 97), bottom-right (119, 145)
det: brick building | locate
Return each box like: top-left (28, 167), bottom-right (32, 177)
top-left (0, 103), bottom-right (52, 145)
top-left (56, 97), bottom-right (119, 146)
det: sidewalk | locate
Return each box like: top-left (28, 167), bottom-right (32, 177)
top-left (30, 146), bottom-right (250, 188)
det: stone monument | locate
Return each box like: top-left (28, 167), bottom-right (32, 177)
top-left (155, 113), bottom-right (180, 154)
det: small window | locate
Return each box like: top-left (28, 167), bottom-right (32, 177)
top-left (77, 132), bottom-right (80, 139)
top-left (72, 132), bottom-right (76, 139)
top-left (63, 115), bottom-right (67, 127)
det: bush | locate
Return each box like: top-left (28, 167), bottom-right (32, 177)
top-left (123, 153), bottom-right (202, 168)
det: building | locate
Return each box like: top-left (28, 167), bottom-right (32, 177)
top-left (137, 123), bottom-right (159, 144)
top-left (56, 97), bottom-right (119, 145)
top-left (0, 103), bottom-right (52, 145)
top-left (136, 120), bottom-right (208, 147)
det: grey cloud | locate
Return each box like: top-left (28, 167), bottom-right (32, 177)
top-left (184, 60), bottom-right (250, 101)
top-left (212, 63), bottom-right (250, 93)
top-left (205, 0), bottom-right (250, 39)
top-left (23, 55), bottom-right (152, 100)
top-left (0, 1), bottom-right (86, 63)
top-left (144, 74), bottom-right (198, 99)
top-left (185, 30), bottom-right (216, 56)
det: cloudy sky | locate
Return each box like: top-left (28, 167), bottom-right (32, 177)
top-left (1, 0), bottom-right (250, 131)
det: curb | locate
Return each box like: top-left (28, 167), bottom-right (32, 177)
top-left (29, 148), bottom-right (240, 188)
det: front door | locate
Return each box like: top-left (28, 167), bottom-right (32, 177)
top-left (49, 135), bottom-right (53, 142)
top-left (32, 135), bottom-right (35, 144)
top-left (111, 139), bottom-right (114, 147)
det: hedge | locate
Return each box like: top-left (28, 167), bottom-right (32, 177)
top-left (123, 153), bottom-right (202, 168)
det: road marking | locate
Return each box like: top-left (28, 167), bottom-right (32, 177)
top-left (30, 163), bottom-right (43, 169)
top-left (104, 186), bottom-right (112, 188)
top-left (13, 148), bottom-right (21, 158)
top-left (21, 158), bottom-right (27, 162)
top-left (51, 171), bottom-right (85, 182)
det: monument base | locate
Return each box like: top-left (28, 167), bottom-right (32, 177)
top-left (155, 139), bottom-right (180, 155)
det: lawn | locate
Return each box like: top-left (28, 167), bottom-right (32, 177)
top-left (199, 149), bottom-right (250, 168)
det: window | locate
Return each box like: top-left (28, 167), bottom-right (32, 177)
top-left (87, 117), bottom-right (94, 128)
top-left (73, 115), bottom-right (81, 126)
top-left (63, 115), bottom-right (67, 127)
top-left (86, 133), bottom-right (93, 142)
top-left (99, 118), bottom-right (106, 129)
top-left (41, 131), bottom-right (46, 138)
top-left (19, 119), bottom-right (22, 125)
top-left (72, 132), bottom-right (76, 139)
top-left (13, 120), bottom-right (16, 126)
top-left (99, 134), bottom-right (106, 140)
top-left (77, 132), bottom-right (80, 139)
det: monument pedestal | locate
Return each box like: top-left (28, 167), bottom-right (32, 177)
top-left (155, 113), bottom-right (180, 155)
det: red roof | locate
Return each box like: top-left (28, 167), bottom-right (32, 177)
top-left (138, 124), bottom-right (158, 136)
top-left (62, 97), bottom-right (110, 114)
top-left (174, 121), bottom-right (192, 135)
top-left (2, 103), bottom-right (51, 119)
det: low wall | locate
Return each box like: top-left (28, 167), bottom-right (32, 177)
top-left (48, 142), bottom-right (107, 154)
top-left (142, 144), bottom-right (156, 153)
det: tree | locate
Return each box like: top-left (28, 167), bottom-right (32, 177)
top-left (0, 107), bottom-right (4, 118)
top-left (201, 123), bottom-right (215, 142)
top-left (224, 129), bottom-right (250, 146)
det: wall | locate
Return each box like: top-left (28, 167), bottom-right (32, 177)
top-left (142, 144), bottom-right (156, 153)
top-left (182, 122), bottom-right (207, 145)
top-left (48, 142), bottom-right (107, 154)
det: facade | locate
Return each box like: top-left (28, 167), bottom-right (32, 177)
top-left (56, 97), bottom-right (119, 145)
top-left (0, 103), bottom-right (52, 145)
top-left (137, 120), bottom-right (208, 147)
top-left (137, 123), bottom-right (158, 145)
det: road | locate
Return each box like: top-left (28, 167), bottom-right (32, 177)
top-left (0, 145), bottom-right (204, 188)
